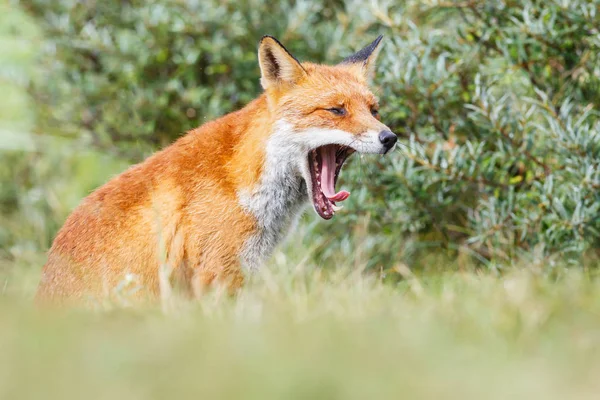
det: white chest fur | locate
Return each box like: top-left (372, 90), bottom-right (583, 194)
top-left (238, 123), bottom-right (309, 272)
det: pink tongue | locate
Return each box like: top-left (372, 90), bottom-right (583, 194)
top-left (320, 146), bottom-right (350, 202)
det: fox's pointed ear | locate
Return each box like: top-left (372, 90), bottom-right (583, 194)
top-left (340, 35), bottom-right (384, 81)
top-left (258, 36), bottom-right (307, 90)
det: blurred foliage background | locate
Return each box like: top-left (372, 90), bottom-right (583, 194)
top-left (1, 0), bottom-right (599, 283)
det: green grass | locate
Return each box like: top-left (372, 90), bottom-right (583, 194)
top-left (2, 257), bottom-right (600, 399)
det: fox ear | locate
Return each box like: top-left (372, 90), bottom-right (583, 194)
top-left (340, 35), bottom-right (384, 81)
top-left (258, 36), bottom-right (307, 89)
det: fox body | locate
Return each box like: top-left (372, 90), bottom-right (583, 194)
top-left (36, 35), bottom-right (397, 303)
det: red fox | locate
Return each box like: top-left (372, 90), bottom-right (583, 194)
top-left (36, 35), bottom-right (397, 303)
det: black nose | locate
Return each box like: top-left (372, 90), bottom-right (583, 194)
top-left (378, 130), bottom-right (398, 153)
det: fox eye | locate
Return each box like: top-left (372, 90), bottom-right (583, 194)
top-left (371, 108), bottom-right (379, 117)
top-left (326, 107), bottom-right (346, 116)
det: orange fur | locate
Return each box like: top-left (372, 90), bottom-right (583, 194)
top-left (36, 36), bottom-right (393, 304)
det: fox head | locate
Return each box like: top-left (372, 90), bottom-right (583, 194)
top-left (257, 35), bottom-right (397, 220)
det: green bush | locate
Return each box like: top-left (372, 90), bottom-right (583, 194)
top-left (8, 0), bottom-right (600, 270)
top-left (320, 1), bottom-right (600, 269)
top-left (23, 0), bottom-right (349, 155)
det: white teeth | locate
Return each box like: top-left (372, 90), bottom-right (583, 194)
top-left (331, 204), bottom-right (343, 212)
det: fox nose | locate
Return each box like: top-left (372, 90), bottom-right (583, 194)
top-left (378, 130), bottom-right (398, 153)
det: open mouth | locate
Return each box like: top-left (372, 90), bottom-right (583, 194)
top-left (308, 144), bottom-right (355, 220)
